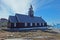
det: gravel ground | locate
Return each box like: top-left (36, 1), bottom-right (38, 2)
top-left (0, 29), bottom-right (60, 40)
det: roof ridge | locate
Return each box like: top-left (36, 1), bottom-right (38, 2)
top-left (16, 13), bottom-right (27, 16)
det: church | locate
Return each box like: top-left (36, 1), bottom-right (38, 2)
top-left (8, 5), bottom-right (47, 28)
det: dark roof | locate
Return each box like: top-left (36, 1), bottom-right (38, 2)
top-left (15, 14), bottom-right (46, 23)
top-left (9, 16), bottom-right (17, 23)
top-left (9, 14), bottom-right (46, 23)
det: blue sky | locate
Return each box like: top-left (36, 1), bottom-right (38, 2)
top-left (0, 0), bottom-right (60, 25)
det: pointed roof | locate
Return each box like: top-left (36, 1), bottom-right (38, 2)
top-left (8, 5), bottom-right (47, 23)
top-left (9, 14), bottom-right (46, 23)
top-left (28, 5), bottom-right (34, 17)
top-left (30, 5), bottom-right (33, 9)
top-left (15, 14), bottom-right (46, 23)
top-left (9, 16), bottom-right (17, 23)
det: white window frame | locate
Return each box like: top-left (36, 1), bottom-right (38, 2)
top-left (43, 23), bottom-right (44, 26)
top-left (39, 23), bottom-right (41, 26)
top-left (35, 23), bottom-right (37, 26)
top-left (14, 23), bottom-right (16, 27)
top-left (25, 23), bottom-right (27, 27)
top-left (30, 23), bottom-right (32, 26)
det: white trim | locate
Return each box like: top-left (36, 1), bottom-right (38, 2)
top-left (35, 23), bottom-right (37, 26)
top-left (30, 23), bottom-right (32, 26)
top-left (14, 23), bottom-right (16, 27)
top-left (25, 23), bottom-right (27, 26)
top-left (39, 23), bottom-right (41, 26)
top-left (43, 23), bottom-right (44, 26)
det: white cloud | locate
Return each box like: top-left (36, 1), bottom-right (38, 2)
top-left (0, 0), bottom-right (54, 19)
top-left (1, 0), bottom-right (32, 14)
top-left (0, 0), bottom-right (15, 19)
top-left (0, 0), bottom-right (32, 19)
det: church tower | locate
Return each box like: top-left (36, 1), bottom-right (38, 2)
top-left (28, 5), bottom-right (34, 17)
